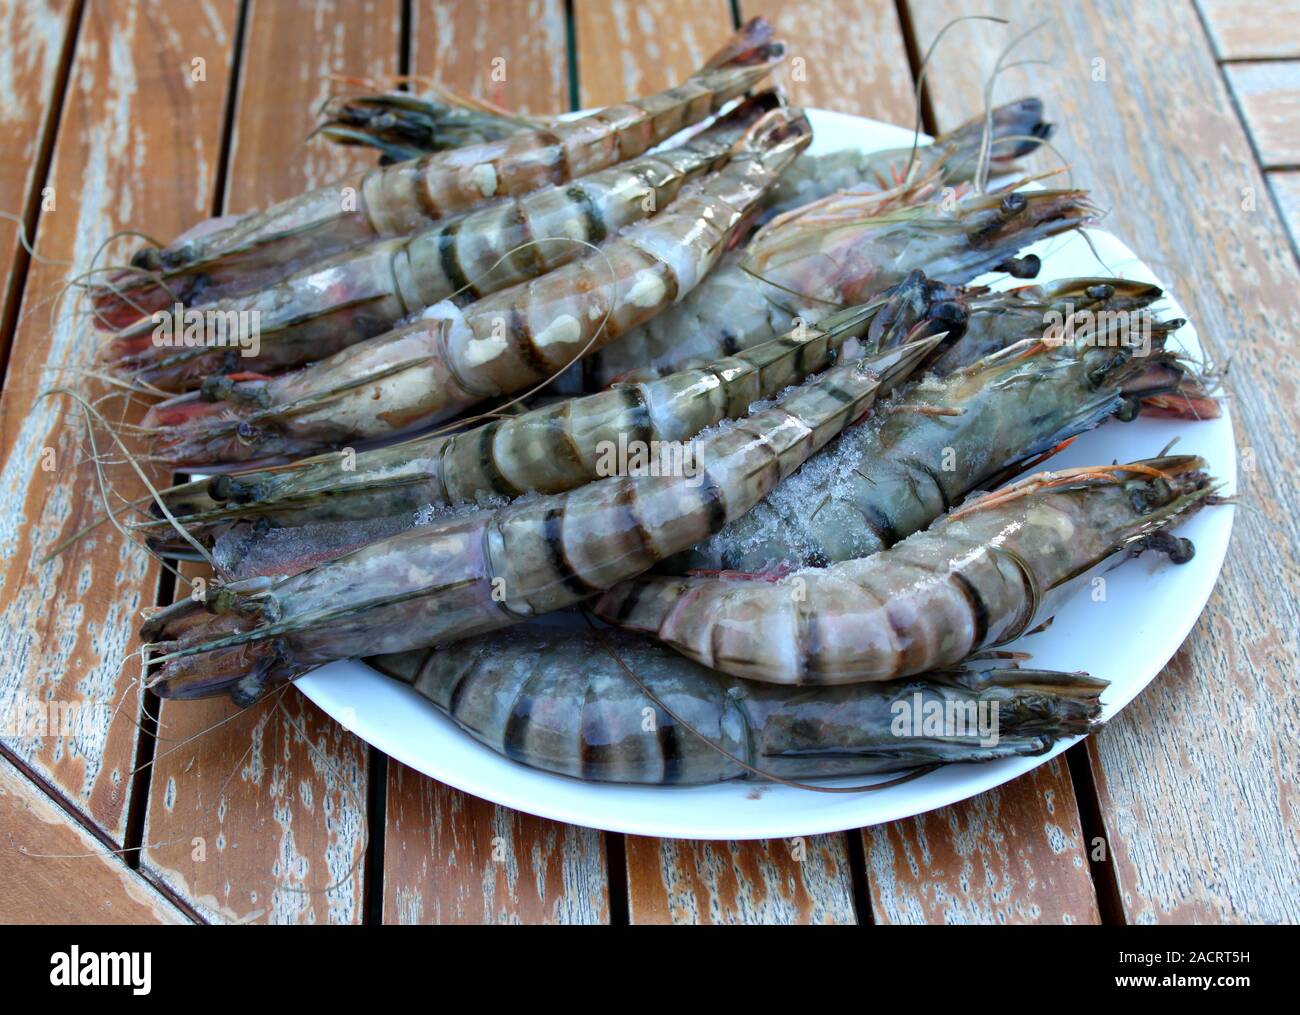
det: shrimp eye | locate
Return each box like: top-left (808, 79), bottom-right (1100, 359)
top-left (131, 247), bottom-right (162, 271)
top-left (236, 422), bottom-right (261, 446)
top-left (207, 475), bottom-right (232, 502)
top-left (1085, 284), bottom-right (1114, 301)
top-left (200, 375), bottom-right (235, 402)
top-left (999, 192), bottom-right (1028, 216)
top-left (206, 587), bottom-right (235, 615)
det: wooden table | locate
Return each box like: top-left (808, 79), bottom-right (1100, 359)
top-left (1, 0), bottom-right (1296, 925)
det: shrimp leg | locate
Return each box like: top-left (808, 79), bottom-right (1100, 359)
top-left (589, 183), bottom-right (1096, 385)
top-left (764, 97), bottom-right (1053, 218)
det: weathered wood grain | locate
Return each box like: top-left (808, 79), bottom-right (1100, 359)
top-left (1225, 61), bottom-right (1300, 168)
top-left (369, 3), bottom-right (611, 925)
top-left (0, 0), bottom-right (236, 842)
top-left (908, 0), bottom-right (1300, 923)
top-left (0, 753), bottom-right (192, 923)
top-left (863, 758), bottom-right (1100, 923)
top-left (624, 834), bottom-right (857, 924)
top-left (140, 0), bottom-right (399, 923)
top-left (573, 0), bottom-right (735, 109)
top-left (141, 683), bottom-right (369, 924)
top-left (225, 0), bottom-right (404, 210)
top-left (0, 0), bottom-right (77, 373)
top-left (382, 760), bottom-right (608, 923)
top-left (1196, 0), bottom-right (1300, 61)
top-left (740, 0), bottom-right (916, 122)
top-left (411, 0), bottom-right (569, 116)
top-left (1267, 170), bottom-right (1300, 256)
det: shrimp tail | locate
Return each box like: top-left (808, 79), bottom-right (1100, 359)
top-left (703, 15), bottom-right (784, 71)
top-left (316, 91), bottom-right (542, 163)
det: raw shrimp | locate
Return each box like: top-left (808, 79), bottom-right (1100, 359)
top-left (141, 336), bottom-right (943, 704)
top-left (588, 183), bottom-right (1096, 385)
top-left (371, 626), bottom-right (1104, 785)
top-left (100, 93), bottom-right (782, 383)
top-left (678, 278), bottom-right (1212, 573)
top-left (90, 17), bottom-right (786, 329)
top-left (596, 455), bottom-right (1218, 684)
top-left (764, 97), bottom-right (1053, 219)
top-left (138, 273), bottom-right (964, 576)
top-left (316, 89), bottom-right (548, 162)
top-left (321, 86), bottom-right (1052, 215)
top-left (138, 108), bottom-right (814, 459)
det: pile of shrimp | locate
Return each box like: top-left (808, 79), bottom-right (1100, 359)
top-left (55, 16), bottom-right (1227, 791)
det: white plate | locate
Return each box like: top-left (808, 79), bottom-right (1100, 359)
top-left (296, 109), bottom-right (1236, 839)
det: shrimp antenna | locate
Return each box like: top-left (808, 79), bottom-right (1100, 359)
top-left (0, 209), bottom-right (73, 269)
top-left (903, 15), bottom-right (1010, 183)
top-left (975, 20), bottom-right (1051, 194)
top-left (37, 387), bottom-right (225, 580)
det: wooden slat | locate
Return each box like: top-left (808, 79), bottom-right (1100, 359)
top-left (573, 0), bottom-right (734, 108)
top-left (373, 1), bottom-right (610, 925)
top-left (1268, 170), bottom-right (1300, 256)
top-left (0, 0), bottom-right (77, 370)
top-left (411, 0), bottom-right (569, 116)
top-left (225, 0), bottom-right (405, 210)
top-left (908, 0), bottom-right (1300, 923)
top-left (1196, 0), bottom-right (1300, 61)
top-left (0, 0), bottom-right (236, 842)
top-left (0, 754), bottom-right (191, 923)
top-left (863, 758), bottom-right (1100, 923)
top-left (140, 0), bottom-right (401, 923)
top-left (382, 760), bottom-right (608, 923)
top-left (1225, 61), bottom-right (1300, 167)
top-left (742, 0), bottom-right (916, 122)
top-left (625, 834), bottom-right (857, 924)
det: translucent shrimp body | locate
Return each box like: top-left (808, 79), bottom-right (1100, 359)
top-left (142, 337), bottom-right (942, 705)
top-left (589, 185), bottom-right (1097, 385)
top-left (764, 97), bottom-right (1053, 219)
top-left (91, 18), bottom-right (787, 328)
top-left (677, 279), bottom-right (1204, 573)
top-left (140, 108), bottom-right (814, 462)
top-left (596, 457), bottom-right (1216, 685)
top-left (101, 94), bottom-right (782, 384)
top-left (371, 628), bottom-right (1105, 786)
top-left (139, 274), bottom-right (964, 576)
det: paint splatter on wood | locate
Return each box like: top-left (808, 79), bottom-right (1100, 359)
top-left (742, 0), bottom-right (915, 122)
top-left (413, 0), bottom-right (569, 115)
top-left (1225, 62), bottom-right (1300, 168)
top-left (625, 834), bottom-right (857, 924)
top-left (574, 0), bottom-right (734, 109)
top-left (0, 0), bottom-right (236, 843)
top-left (864, 759), bottom-right (1099, 924)
top-left (382, 760), bottom-right (608, 923)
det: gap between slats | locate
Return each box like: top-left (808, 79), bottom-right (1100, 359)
top-left (0, 0), bottom-right (84, 389)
